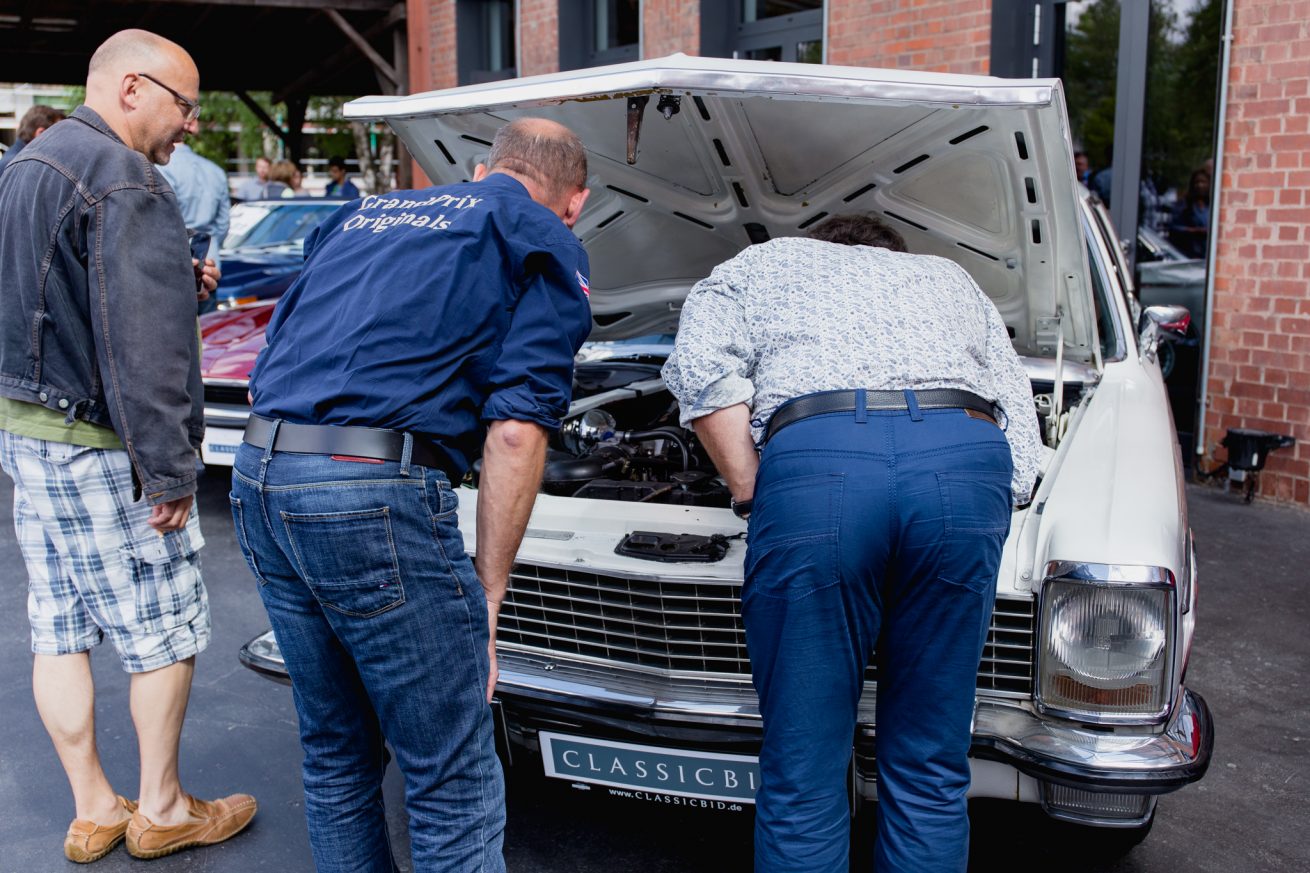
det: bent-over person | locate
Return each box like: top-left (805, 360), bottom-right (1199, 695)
top-left (662, 214), bottom-right (1041, 873)
top-left (231, 117), bottom-right (592, 872)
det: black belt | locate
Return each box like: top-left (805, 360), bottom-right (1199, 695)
top-left (763, 389), bottom-right (998, 443)
top-left (243, 415), bottom-right (448, 472)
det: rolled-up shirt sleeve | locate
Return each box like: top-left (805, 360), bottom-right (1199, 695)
top-left (662, 250), bottom-right (757, 427)
top-left (481, 242), bottom-right (593, 430)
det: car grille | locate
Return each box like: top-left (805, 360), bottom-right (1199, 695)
top-left (204, 383), bottom-right (251, 406)
top-left (499, 564), bottom-right (1036, 696)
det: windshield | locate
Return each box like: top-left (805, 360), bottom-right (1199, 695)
top-left (225, 203), bottom-right (342, 251)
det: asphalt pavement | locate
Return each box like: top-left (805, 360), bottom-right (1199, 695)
top-left (0, 469), bottom-right (1306, 872)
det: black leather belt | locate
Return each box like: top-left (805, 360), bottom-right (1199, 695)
top-left (243, 415), bottom-right (447, 471)
top-left (763, 389), bottom-right (998, 443)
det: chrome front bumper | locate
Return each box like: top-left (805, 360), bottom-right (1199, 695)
top-left (239, 637), bottom-right (1212, 792)
top-left (492, 652), bottom-right (1212, 793)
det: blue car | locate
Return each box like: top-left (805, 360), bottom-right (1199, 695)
top-left (215, 198), bottom-right (349, 308)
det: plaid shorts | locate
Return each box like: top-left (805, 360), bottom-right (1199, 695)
top-left (0, 430), bottom-right (210, 672)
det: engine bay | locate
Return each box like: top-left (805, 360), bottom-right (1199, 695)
top-left (469, 353), bottom-right (1095, 507)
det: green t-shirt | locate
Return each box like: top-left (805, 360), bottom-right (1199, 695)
top-left (0, 397), bottom-right (124, 449)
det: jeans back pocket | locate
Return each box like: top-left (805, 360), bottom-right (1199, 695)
top-left (743, 472), bottom-right (844, 603)
top-left (937, 470), bottom-right (1013, 535)
top-left (934, 470), bottom-right (1012, 593)
top-left (281, 507), bottom-right (406, 618)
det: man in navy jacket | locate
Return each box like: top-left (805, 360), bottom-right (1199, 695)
top-left (231, 117), bottom-right (591, 872)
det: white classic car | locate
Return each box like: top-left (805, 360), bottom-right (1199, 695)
top-left (239, 55), bottom-right (1211, 853)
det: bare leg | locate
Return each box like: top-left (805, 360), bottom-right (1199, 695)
top-left (32, 653), bottom-right (130, 824)
top-left (130, 657), bottom-right (196, 825)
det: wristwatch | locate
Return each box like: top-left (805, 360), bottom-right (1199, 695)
top-left (731, 497), bottom-right (754, 520)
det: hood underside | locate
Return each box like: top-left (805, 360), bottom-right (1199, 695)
top-left (345, 54), bottom-right (1096, 361)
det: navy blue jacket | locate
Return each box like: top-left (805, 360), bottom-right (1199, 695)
top-left (0, 107), bottom-right (202, 503)
top-left (251, 172), bottom-right (592, 480)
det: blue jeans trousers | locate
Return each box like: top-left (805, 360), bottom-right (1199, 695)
top-left (230, 439), bottom-right (505, 873)
top-left (744, 404), bottom-right (1013, 873)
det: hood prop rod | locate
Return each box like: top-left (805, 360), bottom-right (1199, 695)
top-left (626, 95), bottom-right (649, 165)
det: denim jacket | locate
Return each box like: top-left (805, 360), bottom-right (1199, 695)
top-left (0, 107), bottom-right (203, 504)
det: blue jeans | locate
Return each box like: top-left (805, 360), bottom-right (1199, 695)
top-left (744, 402), bottom-right (1013, 873)
top-left (230, 438), bottom-right (505, 873)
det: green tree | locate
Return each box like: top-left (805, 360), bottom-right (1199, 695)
top-left (1063, 0), bottom-right (1122, 171)
top-left (187, 91), bottom-right (270, 171)
top-left (187, 92), bottom-right (366, 177)
top-left (1170, 0), bottom-right (1222, 183)
top-left (1063, 0), bottom-right (1218, 196)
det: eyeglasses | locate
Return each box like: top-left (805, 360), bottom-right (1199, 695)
top-left (137, 72), bottom-right (201, 122)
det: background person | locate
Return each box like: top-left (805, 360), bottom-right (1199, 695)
top-left (234, 154), bottom-right (274, 200)
top-left (0, 104), bottom-right (65, 172)
top-left (662, 214), bottom-right (1041, 873)
top-left (229, 117), bottom-right (591, 873)
top-left (157, 141), bottom-right (230, 311)
top-left (0, 28), bottom-right (254, 864)
top-left (1074, 149), bottom-right (1093, 185)
top-left (323, 155), bottom-right (360, 199)
top-left (1169, 168), bottom-right (1211, 259)
top-left (268, 158), bottom-right (302, 197)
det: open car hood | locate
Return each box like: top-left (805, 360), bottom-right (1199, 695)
top-left (345, 54), bottom-right (1096, 362)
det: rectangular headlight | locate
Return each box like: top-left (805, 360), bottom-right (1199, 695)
top-left (1037, 563), bottom-right (1176, 723)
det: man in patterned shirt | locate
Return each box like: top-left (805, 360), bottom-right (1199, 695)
top-left (662, 213), bottom-right (1041, 873)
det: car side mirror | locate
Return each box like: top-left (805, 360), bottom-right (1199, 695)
top-left (1138, 304), bottom-right (1191, 363)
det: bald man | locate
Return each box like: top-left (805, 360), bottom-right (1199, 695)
top-left (231, 117), bottom-right (591, 872)
top-left (0, 29), bottom-right (255, 863)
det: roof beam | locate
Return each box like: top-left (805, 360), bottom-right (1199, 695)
top-left (324, 7), bottom-right (397, 89)
top-left (271, 2), bottom-right (405, 104)
top-left (235, 90), bottom-right (289, 148)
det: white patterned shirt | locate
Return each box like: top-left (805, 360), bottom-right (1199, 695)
top-left (661, 237), bottom-right (1042, 504)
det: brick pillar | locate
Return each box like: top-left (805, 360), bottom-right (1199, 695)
top-left (1205, 0), bottom-right (1310, 504)
top-left (408, 0), bottom-right (458, 92)
top-left (406, 0), bottom-right (459, 187)
top-left (643, 0), bottom-right (700, 59)
top-left (520, 0), bottom-right (560, 77)
top-left (826, 0), bottom-right (991, 74)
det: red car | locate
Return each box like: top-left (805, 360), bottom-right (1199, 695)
top-left (198, 301), bottom-right (274, 465)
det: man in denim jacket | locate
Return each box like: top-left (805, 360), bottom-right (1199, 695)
top-left (0, 29), bottom-right (255, 863)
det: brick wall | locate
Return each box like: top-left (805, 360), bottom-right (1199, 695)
top-left (826, 0), bottom-right (991, 73)
top-left (406, 1), bottom-right (459, 187)
top-left (519, 0), bottom-right (560, 77)
top-left (408, 0), bottom-right (458, 93)
top-left (1205, 0), bottom-right (1310, 504)
top-left (643, 0), bottom-right (700, 59)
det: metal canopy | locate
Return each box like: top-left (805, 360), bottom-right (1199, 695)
top-left (0, 0), bottom-right (405, 101)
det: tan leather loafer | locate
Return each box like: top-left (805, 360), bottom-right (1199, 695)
top-left (64, 796), bottom-right (138, 863)
top-left (125, 793), bottom-right (257, 859)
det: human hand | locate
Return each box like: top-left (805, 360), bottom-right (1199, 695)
top-left (148, 494), bottom-right (194, 532)
top-left (193, 258), bottom-right (219, 301)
